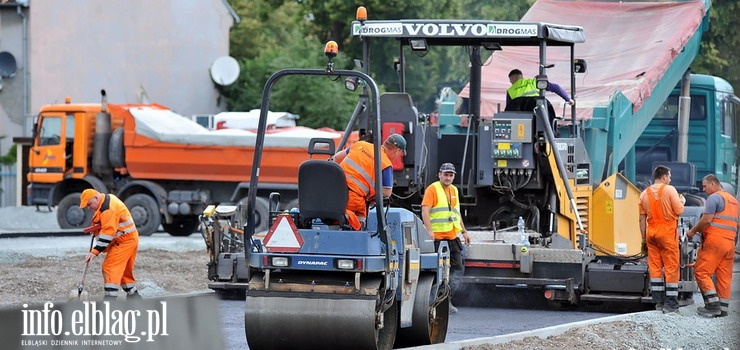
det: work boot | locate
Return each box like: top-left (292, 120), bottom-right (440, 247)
top-left (127, 291), bottom-right (143, 300)
top-left (697, 302), bottom-right (721, 318)
top-left (662, 295), bottom-right (679, 314)
top-left (652, 291), bottom-right (665, 311)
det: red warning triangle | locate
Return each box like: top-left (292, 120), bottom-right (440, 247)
top-left (262, 214), bottom-right (304, 253)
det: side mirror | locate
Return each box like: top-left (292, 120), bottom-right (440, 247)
top-left (32, 115), bottom-right (39, 138)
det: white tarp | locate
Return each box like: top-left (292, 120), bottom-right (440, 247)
top-left (129, 107), bottom-right (338, 148)
top-left (213, 109), bottom-right (298, 130)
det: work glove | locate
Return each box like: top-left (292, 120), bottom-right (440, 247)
top-left (641, 241), bottom-right (648, 255)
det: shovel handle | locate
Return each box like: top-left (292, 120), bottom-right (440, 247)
top-left (81, 260), bottom-right (90, 284)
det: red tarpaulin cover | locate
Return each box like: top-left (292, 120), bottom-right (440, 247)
top-left (459, 0), bottom-right (706, 121)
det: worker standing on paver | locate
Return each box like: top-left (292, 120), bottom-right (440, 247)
top-left (638, 165), bottom-right (684, 313)
top-left (687, 174), bottom-right (738, 317)
top-left (80, 189), bottom-right (142, 300)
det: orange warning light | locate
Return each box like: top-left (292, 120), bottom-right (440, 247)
top-left (356, 6), bottom-right (367, 21)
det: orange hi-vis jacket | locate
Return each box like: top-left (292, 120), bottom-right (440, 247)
top-left (695, 190), bottom-right (738, 305)
top-left (704, 191), bottom-right (739, 242)
top-left (91, 194), bottom-right (138, 255)
top-left (340, 141), bottom-right (392, 218)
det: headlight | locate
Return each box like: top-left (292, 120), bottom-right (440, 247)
top-left (271, 257), bottom-right (289, 267)
top-left (336, 259), bottom-right (355, 270)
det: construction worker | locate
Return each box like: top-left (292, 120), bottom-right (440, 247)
top-left (80, 189), bottom-right (142, 300)
top-left (638, 165), bottom-right (685, 314)
top-left (506, 68), bottom-right (574, 109)
top-left (421, 163), bottom-right (471, 313)
top-left (687, 174), bottom-right (738, 318)
top-left (332, 133), bottom-right (406, 229)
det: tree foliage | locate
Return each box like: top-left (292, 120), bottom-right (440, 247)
top-left (223, 0), bottom-right (737, 130)
top-left (0, 136), bottom-right (17, 166)
top-left (692, 0), bottom-right (739, 92)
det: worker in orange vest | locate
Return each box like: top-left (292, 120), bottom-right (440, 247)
top-left (332, 134), bottom-right (406, 229)
top-left (687, 174), bottom-right (738, 318)
top-left (638, 165), bottom-right (685, 314)
top-left (80, 189), bottom-right (142, 300)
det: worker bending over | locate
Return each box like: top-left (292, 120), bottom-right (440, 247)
top-left (80, 189), bottom-right (142, 300)
top-left (687, 174), bottom-right (738, 318)
top-left (332, 134), bottom-right (406, 229)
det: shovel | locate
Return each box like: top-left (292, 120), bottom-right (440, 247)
top-left (69, 233), bottom-right (95, 301)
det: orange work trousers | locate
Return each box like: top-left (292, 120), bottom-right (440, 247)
top-left (694, 235), bottom-right (736, 300)
top-left (346, 191), bottom-right (369, 220)
top-left (646, 223), bottom-right (680, 284)
top-left (102, 231), bottom-right (139, 289)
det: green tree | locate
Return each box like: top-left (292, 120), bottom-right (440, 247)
top-left (692, 0), bottom-right (739, 92)
top-left (223, 1), bottom-right (357, 129)
top-left (0, 136), bottom-right (17, 166)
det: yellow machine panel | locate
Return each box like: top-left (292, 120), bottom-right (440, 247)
top-left (590, 173), bottom-right (642, 256)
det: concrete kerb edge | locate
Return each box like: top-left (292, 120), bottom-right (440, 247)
top-left (408, 312), bottom-right (641, 350)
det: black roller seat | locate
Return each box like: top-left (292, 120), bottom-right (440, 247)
top-left (298, 160), bottom-right (349, 228)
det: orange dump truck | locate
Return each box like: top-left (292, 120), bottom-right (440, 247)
top-left (27, 92), bottom-right (341, 236)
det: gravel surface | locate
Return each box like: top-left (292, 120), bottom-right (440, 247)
top-left (1, 206), bottom-right (739, 349)
top-left (463, 302), bottom-right (740, 350)
top-left (0, 206), bottom-right (209, 307)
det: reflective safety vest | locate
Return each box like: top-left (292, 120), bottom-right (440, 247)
top-left (340, 141), bottom-right (392, 201)
top-left (704, 190), bottom-right (739, 241)
top-left (91, 194), bottom-right (138, 254)
top-left (429, 182), bottom-right (463, 234)
top-left (507, 78), bottom-right (539, 100)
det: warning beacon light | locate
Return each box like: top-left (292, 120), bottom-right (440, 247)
top-left (356, 6), bottom-right (367, 21)
top-left (324, 41), bottom-right (339, 73)
top-left (324, 41), bottom-right (338, 60)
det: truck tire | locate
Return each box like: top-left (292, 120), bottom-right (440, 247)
top-left (239, 196), bottom-right (270, 234)
top-left (109, 127), bottom-right (126, 168)
top-left (163, 216), bottom-right (199, 236)
top-left (57, 192), bottom-right (93, 229)
top-left (124, 194), bottom-right (161, 236)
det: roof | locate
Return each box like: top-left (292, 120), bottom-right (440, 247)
top-left (458, 0), bottom-right (706, 121)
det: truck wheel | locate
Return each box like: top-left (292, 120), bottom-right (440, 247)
top-left (238, 196), bottom-right (270, 234)
top-left (163, 216), bottom-right (199, 236)
top-left (124, 194), bottom-right (161, 236)
top-left (57, 192), bottom-right (92, 229)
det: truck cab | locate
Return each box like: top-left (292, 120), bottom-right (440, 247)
top-left (27, 102), bottom-right (109, 207)
top-left (634, 74), bottom-right (739, 192)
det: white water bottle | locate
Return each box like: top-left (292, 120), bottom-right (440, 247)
top-left (517, 216), bottom-right (529, 247)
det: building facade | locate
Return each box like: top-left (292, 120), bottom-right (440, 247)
top-left (0, 0), bottom-right (237, 206)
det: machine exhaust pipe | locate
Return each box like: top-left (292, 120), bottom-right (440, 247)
top-left (676, 70), bottom-right (691, 163)
top-left (92, 89), bottom-right (112, 178)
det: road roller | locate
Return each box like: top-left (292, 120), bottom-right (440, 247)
top-left (238, 52), bottom-right (452, 349)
